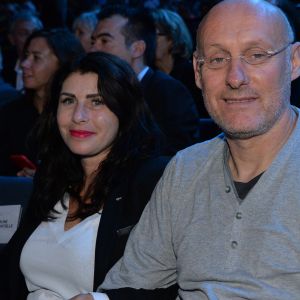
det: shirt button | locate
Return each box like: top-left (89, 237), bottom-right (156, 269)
top-left (225, 186), bottom-right (231, 193)
top-left (236, 212), bottom-right (242, 219)
top-left (231, 241), bottom-right (238, 249)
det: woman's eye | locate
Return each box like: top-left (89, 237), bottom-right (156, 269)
top-left (91, 98), bottom-right (104, 106)
top-left (61, 97), bottom-right (74, 105)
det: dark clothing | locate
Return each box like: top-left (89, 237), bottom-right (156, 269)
top-left (1, 46), bottom-right (18, 87)
top-left (170, 56), bottom-right (210, 118)
top-left (0, 95), bottom-right (39, 175)
top-left (291, 76), bottom-right (300, 108)
top-left (0, 76), bottom-right (21, 108)
top-left (0, 156), bottom-right (170, 299)
top-left (234, 173), bottom-right (263, 200)
top-left (141, 68), bottom-right (200, 155)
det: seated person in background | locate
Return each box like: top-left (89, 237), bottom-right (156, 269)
top-left (73, 11), bottom-right (99, 53)
top-left (69, 0), bottom-right (300, 299)
top-left (0, 72), bottom-right (21, 108)
top-left (0, 52), bottom-right (170, 299)
top-left (152, 8), bottom-right (209, 118)
top-left (2, 11), bottom-right (43, 90)
top-left (0, 28), bottom-right (84, 176)
top-left (90, 5), bottom-right (200, 155)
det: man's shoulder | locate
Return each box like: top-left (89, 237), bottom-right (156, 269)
top-left (142, 68), bottom-right (196, 109)
top-left (147, 69), bottom-right (183, 85)
top-left (143, 68), bottom-right (188, 90)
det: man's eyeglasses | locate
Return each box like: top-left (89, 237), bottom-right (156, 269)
top-left (195, 42), bottom-right (292, 70)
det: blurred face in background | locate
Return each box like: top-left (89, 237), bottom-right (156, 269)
top-left (74, 22), bottom-right (94, 52)
top-left (155, 29), bottom-right (172, 61)
top-left (9, 20), bottom-right (39, 57)
top-left (21, 37), bottom-right (59, 94)
top-left (90, 15), bottom-right (133, 65)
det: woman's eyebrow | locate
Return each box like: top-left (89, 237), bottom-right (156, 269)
top-left (60, 92), bottom-right (75, 97)
top-left (86, 93), bottom-right (101, 99)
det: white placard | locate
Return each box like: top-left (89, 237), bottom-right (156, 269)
top-left (0, 205), bottom-right (22, 243)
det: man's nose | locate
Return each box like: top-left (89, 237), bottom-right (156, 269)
top-left (89, 39), bottom-right (101, 53)
top-left (225, 58), bottom-right (249, 89)
top-left (89, 45), bottom-right (98, 53)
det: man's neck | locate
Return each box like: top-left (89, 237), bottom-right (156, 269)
top-left (131, 59), bottom-right (146, 75)
top-left (227, 107), bottom-right (297, 182)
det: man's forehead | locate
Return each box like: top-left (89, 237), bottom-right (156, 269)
top-left (197, 0), bottom-right (287, 48)
top-left (97, 15), bottom-right (128, 33)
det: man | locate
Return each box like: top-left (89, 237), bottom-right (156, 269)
top-left (90, 5), bottom-right (200, 154)
top-left (71, 0), bottom-right (300, 299)
top-left (2, 12), bottom-right (43, 90)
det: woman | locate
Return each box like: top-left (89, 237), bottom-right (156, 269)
top-left (0, 52), bottom-right (169, 299)
top-left (0, 28), bottom-right (84, 176)
top-left (152, 8), bottom-right (209, 118)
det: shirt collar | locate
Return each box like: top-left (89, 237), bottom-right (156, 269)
top-left (137, 66), bottom-right (149, 81)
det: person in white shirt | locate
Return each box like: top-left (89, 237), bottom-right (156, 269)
top-left (0, 52), bottom-right (169, 300)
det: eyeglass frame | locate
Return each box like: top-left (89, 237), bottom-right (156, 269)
top-left (194, 42), bottom-right (293, 70)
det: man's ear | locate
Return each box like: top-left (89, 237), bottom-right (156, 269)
top-left (193, 51), bottom-right (202, 90)
top-left (130, 40), bottom-right (146, 59)
top-left (291, 42), bottom-right (300, 81)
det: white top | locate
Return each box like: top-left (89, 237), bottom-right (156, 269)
top-left (20, 195), bottom-right (102, 299)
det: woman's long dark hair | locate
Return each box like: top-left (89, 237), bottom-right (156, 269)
top-left (29, 52), bottom-right (163, 222)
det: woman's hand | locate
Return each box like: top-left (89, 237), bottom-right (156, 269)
top-left (17, 167), bottom-right (36, 178)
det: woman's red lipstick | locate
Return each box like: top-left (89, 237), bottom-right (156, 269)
top-left (70, 130), bottom-right (95, 138)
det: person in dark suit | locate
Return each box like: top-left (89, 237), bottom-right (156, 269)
top-left (152, 8), bottom-right (210, 118)
top-left (0, 52), bottom-right (170, 299)
top-left (90, 5), bottom-right (200, 155)
top-left (0, 75), bottom-right (21, 107)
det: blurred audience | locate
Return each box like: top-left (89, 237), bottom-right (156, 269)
top-left (0, 74), bottom-right (21, 108)
top-left (152, 8), bottom-right (209, 117)
top-left (90, 5), bottom-right (200, 154)
top-left (0, 51), bottom-right (169, 299)
top-left (72, 11), bottom-right (99, 52)
top-left (2, 12), bottom-right (43, 90)
top-left (0, 28), bottom-right (84, 176)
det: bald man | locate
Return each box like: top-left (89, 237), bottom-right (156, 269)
top-left (71, 1), bottom-right (300, 299)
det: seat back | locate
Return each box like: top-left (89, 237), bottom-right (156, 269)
top-left (0, 176), bottom-right (33, 250)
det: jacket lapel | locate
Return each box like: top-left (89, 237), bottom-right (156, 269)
top-left (93, 169), bottom-right (131, 289)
